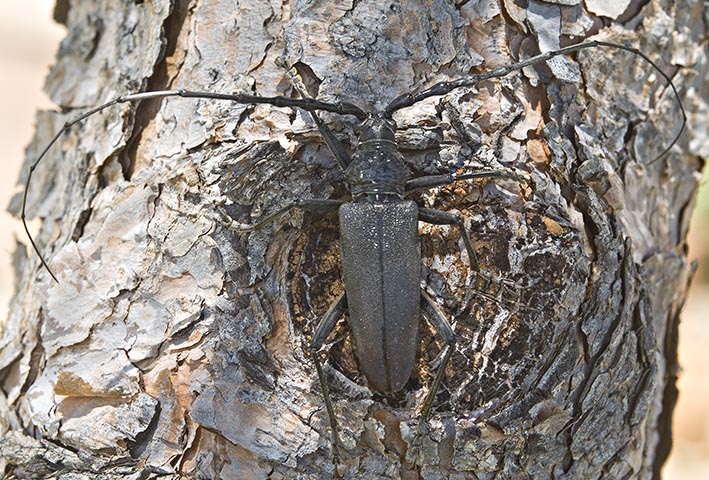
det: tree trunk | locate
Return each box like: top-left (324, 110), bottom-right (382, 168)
top-left (2, 0), bottom-right (706, 478)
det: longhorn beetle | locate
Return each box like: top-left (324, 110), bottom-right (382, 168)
top-left (21, 40), bottom-right (685, 460)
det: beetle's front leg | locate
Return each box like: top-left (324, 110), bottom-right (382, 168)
top-left (280, 59), bottom-right (353, 171)
top-left (218, 198), bottom-right (343, 232)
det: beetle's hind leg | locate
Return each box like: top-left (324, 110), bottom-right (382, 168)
top-left (309, 292), bottom-right (348, 465)
top-left (418, 290), bottom-right (457, 422)
top-left (408, 289), bottom-right (457, 463)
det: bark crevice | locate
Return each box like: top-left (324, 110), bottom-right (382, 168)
top-left (2, 1), bottom-right (705, 478)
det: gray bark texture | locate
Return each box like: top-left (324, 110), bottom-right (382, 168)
top-left (2, 0), bottom-right (707, 479)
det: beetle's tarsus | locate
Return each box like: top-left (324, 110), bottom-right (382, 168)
top-left (21, 41), bottom-right (686, 470)
top-left (216, 208), bottom-right (259, 232)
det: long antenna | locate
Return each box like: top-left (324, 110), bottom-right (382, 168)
top-left (386, 40), bottom-right (686, 164)
top-left (21, 89), bottom-right (366, 283)
top-left (23, 40), bottom-right (687, 282)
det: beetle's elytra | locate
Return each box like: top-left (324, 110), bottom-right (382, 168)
top-left (20, 36), bottom-right (685, 466)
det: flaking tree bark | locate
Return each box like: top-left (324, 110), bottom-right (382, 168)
top-left (1, 0), bottom-right (706, 479)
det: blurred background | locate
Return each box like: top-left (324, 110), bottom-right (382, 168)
top-left (0, 1), bottom-right (705, 476)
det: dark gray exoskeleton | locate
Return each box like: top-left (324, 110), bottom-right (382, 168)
top-left (21, 41), bottom-right (685, 463)
top-left (339, 198), bottom-right (421, 394)
top-left (282, 107), bottom-right (516, 459)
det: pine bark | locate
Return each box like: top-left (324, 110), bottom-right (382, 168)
top-left (2, 0), bottom-right (706, 479)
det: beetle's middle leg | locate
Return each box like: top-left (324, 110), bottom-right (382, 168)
top-left (418, 207), bottom-right (520, 304)
top-left (218, 198), bottom-right (343, 232)
top-left (419, 207), bottom-right (480, 270)
top-left (405, 168), bottom-right (529, 192)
